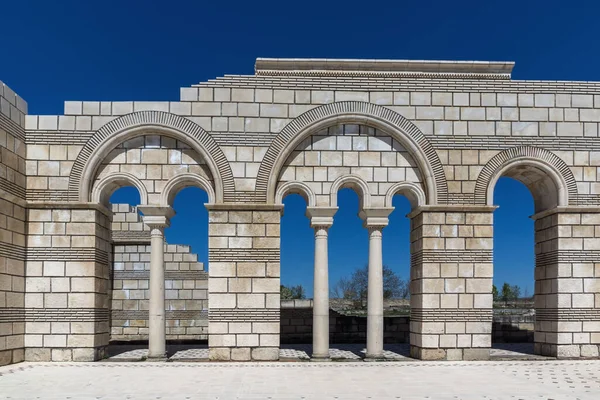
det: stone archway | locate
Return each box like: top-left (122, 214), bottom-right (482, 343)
top-left (68, 111), bottom-right (235, 204)
top-left (256, 101), bottom-right (448, 206)
top-left (474, 146), bottom-right (577, 212)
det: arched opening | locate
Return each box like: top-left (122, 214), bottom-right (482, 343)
top-left (279, 193), bottom-right (313, 349)
top-left (106, 185), bottom-right (147, 358)
top-left (489, 163), bottom-right (562, 357)
top-left (382, 194), bottom-right (413, 354)
top-left (163, 186), bottom-right (210, 354)
top-left (92, 133), bottom-right (216, 360)
top-left (329, 188), bottom-right (369, 356)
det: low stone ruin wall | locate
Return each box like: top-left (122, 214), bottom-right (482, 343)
top-left (280, 300), bottom-right (535, 344)
top-left (110, 204), bottom-right (208, 341)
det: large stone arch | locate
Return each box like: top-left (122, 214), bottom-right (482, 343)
top-left (474, 146), bottom-right (577, 212)
top-left (256, 101), bottom-right (447, 205)
top-left (68, 111), bottom-right (234, 203)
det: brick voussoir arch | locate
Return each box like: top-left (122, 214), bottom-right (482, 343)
top-left (256, 101), bottom-right (448, 205)
top-left (474, 146), bottom-right (577, 206)
top-left (68, 111), bottom-right (235, 203)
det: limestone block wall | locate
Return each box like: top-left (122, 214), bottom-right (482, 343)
top-left (409, 208), bottom-right (494, 360)
top-left (533, 210), bottom-right (600, 357)
top-left (278, 124), bottom-right (423, 207)
top-left (208, 208), bottom-right (280, 361)
top-left (110, 204), bottom-right (208, 341)
top-left (0, 81), bottom-right (27, 366)
top-left (94, 135), bottom-right (212, 205)
top-left (24, 207), bottom-right (111, 362)
top-left (1, 58), bottom-right (598, 361)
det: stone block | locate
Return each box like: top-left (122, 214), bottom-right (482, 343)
top-left (251, 347), bottom-right (279, 361)
top-left (209, 347), bottom-right (231, 361)
top-left (231, 347), bottom-right (251, 361)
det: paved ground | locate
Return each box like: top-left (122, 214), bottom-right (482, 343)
top-left (1, 360), bottom-right (599, 399)
top-left (106, 343), bottom-right (542, 361)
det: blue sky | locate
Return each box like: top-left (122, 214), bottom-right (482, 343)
top-left (4, 0), bottom-right (597, 296)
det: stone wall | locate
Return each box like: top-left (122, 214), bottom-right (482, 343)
top-left (409, 208), bottom-right (494, 360)
top-left (24, 207), bottom-right (111, 362)
top-left (1, 58), bottom-right (599, 362)
top-left (280, 301), bottom-right (535, 344)
top-left (110, 204), bottom-right (208, 341)
top-left (208, 207), bottom-right (281, 361)
top-left (0, 81), bottom-right (27, 366)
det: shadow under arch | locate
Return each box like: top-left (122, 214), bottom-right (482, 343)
top-left (161, 173), bottom-right (216, 206)
top-left (275, 181), bottom-right (318, 210)
top-left (91, 172), bottom-right (148, 206)
top-left (256, 101), bottom-right (446, 206)
top-left (68, 111), bottom-right (234, 204)
top-left (330, 174), bottom-right (371, 210)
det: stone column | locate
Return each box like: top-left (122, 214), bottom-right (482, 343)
top-left (139, 206), bottom-right (175, 360)
top-left (360, 208), bottom-right (393, 360)
top-left (306, 207), bottom-right (337, 360)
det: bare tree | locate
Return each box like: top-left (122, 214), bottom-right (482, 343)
top-left (331, 265), bottom-right (409, 301)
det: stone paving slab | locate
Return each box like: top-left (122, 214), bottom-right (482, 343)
top-left (0, 360), bottom-right (599, 399)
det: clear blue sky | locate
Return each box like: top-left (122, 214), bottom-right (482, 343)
top-left (4, 0), bottom-right (598, 297)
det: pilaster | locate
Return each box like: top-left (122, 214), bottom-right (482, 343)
top-left (531, 207), bottom-right (600, 358)
top-left (206, 204), bottom-right (283, 361)
top-left (24, 204), bottom-right (112, 362)
top-left (408, 205), bottom-right (496, 361)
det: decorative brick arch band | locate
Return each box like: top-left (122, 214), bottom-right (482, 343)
top-left (256, 101), bottom-right (448, 205)
top-left (68, 111), bottom-right (234, 203)
top-left (474, 146), bottom-right (577, 208)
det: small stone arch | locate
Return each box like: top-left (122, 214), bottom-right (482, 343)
top-left (91, 172), bottom-right (149, 206)
top-left (68, 111), bottom-right (233, 203)
top-left (385, 182), bottom-right (426, 210)
top-left (330, 174), bottom-right (372, 209)
top-left (475, 146), bottom-right (577, 212)
top-left (161, 173), bottom-right (216, 206)
top-left (256, 101), bottom-right (447, 205)
top-left (275, 181), bottom-right (317, 208)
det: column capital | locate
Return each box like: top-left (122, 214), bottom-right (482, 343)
top-left (138, 206), bottom-right (175, 228)
top-left (306, 207), bottom-right (338, 229)
top-left (359, 207), bottom-right (394, 229)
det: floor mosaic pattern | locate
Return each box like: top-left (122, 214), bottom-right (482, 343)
top-left (105, 342), bottom-right (540, 362)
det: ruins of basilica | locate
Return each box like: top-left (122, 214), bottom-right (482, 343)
top-left (1, 58), bottom-right (599, 364)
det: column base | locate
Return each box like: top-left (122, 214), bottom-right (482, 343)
top-left (310, 356), bottom-right (331, 362)
top-left (147, 351), bottom-right (168, 361)
top-left (364, 352), bottom-right (386, 361)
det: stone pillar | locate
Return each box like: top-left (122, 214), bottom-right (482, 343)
top-left (306, 207), bottom-right (337, 360)
top-left (532, 208), bottom-right (600, 358)
top-left (409, 206), bottom-right (495, 361)
top-left (24, 205), bottom-right (112, 362)
top-left (360, 208), bottom-right (393, 360)
top-left (139, 206), bottom-right (174, 360)
top-left (207, 205), bottom-right (282, 361)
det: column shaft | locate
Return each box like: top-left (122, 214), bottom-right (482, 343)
top-left (148, 226), bottom-right (166, 358)
top-left (366, 227), bottom-right (384, 359)
top-left (312, 227), bottom-right (330, 359)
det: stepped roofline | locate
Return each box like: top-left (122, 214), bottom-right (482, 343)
top-left (255, 58), bottom-right (514, 79)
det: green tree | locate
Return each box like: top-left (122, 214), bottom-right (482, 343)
top-left (280, 284), bottom-right (306, 300)
top-left (492, 284), bottom-right (499, 302)
top-left (511, 285), bottom-right (521, 300)
top-left (500, 282), bottom-right (521, 302)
